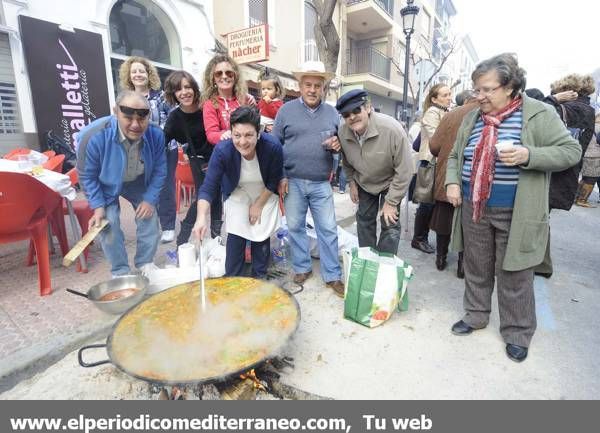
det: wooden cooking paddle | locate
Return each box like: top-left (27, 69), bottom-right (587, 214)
top-left (62, 219), bottom-right (108, 267)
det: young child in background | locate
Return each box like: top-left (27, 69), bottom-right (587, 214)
top-left (257, 69), bottom-right (284, 132)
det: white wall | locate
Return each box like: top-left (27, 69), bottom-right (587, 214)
top-left (0, 0), bottom-right (214, 135)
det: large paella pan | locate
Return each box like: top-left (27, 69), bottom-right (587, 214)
top-left (78, 277), bottom-right (300, 385)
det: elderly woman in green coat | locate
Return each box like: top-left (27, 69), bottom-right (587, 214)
top-left (445, 53), bottom-right (581, 363)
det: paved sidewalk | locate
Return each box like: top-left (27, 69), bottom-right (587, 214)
top-left (1, 187), bottom-right (599, 399)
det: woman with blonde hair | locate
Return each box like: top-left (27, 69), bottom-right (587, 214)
top-left (119, 56), bottom-right (176, 242)
top-left (411, 83), bottom-right (452, 256)
top-left (201, 54), bottom-right (256, 145)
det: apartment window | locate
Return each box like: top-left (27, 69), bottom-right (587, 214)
top-left (249, 0), bottom-right (267, 27)
top-left (419, 10), bottom-right (431, 40)
top-left (304, 1), bottom-right (320, 61)
top-left (109, 0), bottom-right (181, 94)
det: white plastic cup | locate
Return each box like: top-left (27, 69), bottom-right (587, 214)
top-left (17, 154), bottom-right (33, 171)
top-left (495, 140), bottom-right (515, 153)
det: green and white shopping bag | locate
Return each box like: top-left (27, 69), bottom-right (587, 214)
top-left (343, 247), bottom-right (413, 328)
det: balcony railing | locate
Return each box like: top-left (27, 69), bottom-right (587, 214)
top-left (345, 46), bottom-right (391, 81)
top-left (346, 0), bottom-right (394, 17)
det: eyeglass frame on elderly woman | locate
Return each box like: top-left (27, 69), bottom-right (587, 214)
top-left (213, 70), bottom-right (236, 79)
top-left (471, 85), bottom-right (503, 97)
top-left (341, 105), bottom-right (365, 118)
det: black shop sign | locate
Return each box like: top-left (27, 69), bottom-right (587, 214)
top-left (19, 15), bottom-right (111, 151)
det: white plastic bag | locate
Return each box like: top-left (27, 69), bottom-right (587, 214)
top-left (306, 215), bottom-right (358, 258)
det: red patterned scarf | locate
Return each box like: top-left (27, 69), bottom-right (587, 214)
top-left (469, 97), bottom-right (523, 222)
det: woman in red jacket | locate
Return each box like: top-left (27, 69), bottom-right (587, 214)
top-left (201, 54), bottom-right (256, 145)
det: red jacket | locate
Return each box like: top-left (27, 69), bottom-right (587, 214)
top-left (258, 99), bottom-right (283, 120)
top-left (202, 97), bottom-right (241, 145)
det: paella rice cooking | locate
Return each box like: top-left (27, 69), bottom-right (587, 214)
top-left (110, 277), bottom-right (299, 383)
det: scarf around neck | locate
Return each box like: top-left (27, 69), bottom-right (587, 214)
top-left (469, 96), bottom-right (523, 222)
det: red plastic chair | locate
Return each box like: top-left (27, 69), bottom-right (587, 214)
top-left (3, 148), bottom-right (30, 159)
top-left (175, 148), bottom-right (196, 212)
top-left (42, 150), bottom-right (56, 159)
top-left (0, 172), bottom-right (66, 295)
top-left (43, 154), bottom-right (65, 173)
top-left (26, 154), bottom-right (70, 264)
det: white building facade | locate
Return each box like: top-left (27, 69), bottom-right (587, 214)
top-left (0, 0), bottom-right (215, 153)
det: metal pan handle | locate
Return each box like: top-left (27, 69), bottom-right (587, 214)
top-left (78, 344), bottom-right (110, 368)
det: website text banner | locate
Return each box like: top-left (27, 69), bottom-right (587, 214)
top-left (2, 400), bottom-right (598, 433)
top-left (19, 15), bottom-right (111, 151)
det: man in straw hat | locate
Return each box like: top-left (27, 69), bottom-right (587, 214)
top-left (272, 61), bottom-right (345, 297)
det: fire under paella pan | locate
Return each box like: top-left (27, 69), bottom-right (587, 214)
top-left (78, 277), bottom-right (301, 385)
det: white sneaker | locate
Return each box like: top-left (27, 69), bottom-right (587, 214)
top-left (138, 262), bottom-right (159, 276)
top-left (161, 230), bottom-right (175, 243)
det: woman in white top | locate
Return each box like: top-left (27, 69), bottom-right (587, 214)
top-left (192, 106), bottom-right (283, 278)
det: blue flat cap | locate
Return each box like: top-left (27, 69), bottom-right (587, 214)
top-left (336, 89), bottom-right (369, 113)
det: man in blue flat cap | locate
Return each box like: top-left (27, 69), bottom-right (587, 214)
top-left (336, 89), bottom-right (413, 254)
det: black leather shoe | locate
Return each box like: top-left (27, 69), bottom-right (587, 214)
top-left (411, 239), bottom-right (435, 254)
top-left (435, 255), bottom-right (447, 271)
top-left (534, 271), bottom-right (552, 279)
top-left (451, 320), bottom-right (475, 336)
top-left (506, 344), bottom-right (528, 362)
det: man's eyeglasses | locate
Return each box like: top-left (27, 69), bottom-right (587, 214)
top-left (213, 70), bottom-right (235, 79)
top-left (471, 85), bottom-right (502, 97)
top-left (341, 106), bottom-right (364, 119)
top-left (119, 105), bottom-right (150, 118)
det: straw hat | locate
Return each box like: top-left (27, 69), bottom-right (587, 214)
top-left (292, 61), bottom-right (335, 82)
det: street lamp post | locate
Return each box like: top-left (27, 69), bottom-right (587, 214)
top-left (400, 0), bottom-right (420, 126)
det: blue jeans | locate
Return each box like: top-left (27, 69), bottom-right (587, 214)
top-left (157, 144), bottom-right (178, 230)
top-left (285, 178), bottom-right (341, 282)
top-left (99, 174), bottom-right (160, 276)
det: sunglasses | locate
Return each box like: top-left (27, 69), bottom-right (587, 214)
top-left (341, 106), bottom-right (364, 119)
top-left (213, 70), bottom-right (235, 79)
top-left (119, 105), bottom-right (150, 118)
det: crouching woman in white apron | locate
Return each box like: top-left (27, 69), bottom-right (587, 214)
top-left (192, 106), bottom-right (283, 278)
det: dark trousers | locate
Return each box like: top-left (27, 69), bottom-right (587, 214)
top-left (176, 156), bottom-right (223, 246)
top-left (436, 233), bottom-right (450, 257)
top-left (157, 145), bottom-right (178, 231)
top-left (225, 233), bottom-right (270, 277)
top-left (461, 201), bottom-right (536, 347)
top-left (413, 202), bottom-right (434, 242)
top-left (356, 185), bottom-right (401, 255)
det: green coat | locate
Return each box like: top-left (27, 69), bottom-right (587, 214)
top-left (445, 95), bottom-right (582, 271)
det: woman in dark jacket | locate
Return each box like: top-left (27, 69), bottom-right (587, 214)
top-left (543, 74), bottom-right (596, 210)
top-left (193, 106), bottom-right (283, 278)
top-left (163, 70), bottom-right (223, 246)
top-left (429, 91), bottom-right (478, 277)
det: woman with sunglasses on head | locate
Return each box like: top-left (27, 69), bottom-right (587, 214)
top-left (119, 56), bottom-right (176, 243)
top-left (445, 53), bottom-right (581, 362)
top-left (163, 71), bottom-right (221, 246)
top-left (201, 54), bottom-right (256, 146)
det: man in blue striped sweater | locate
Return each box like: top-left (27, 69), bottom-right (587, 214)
top-left (273, 61), bottom-right (344, 297)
